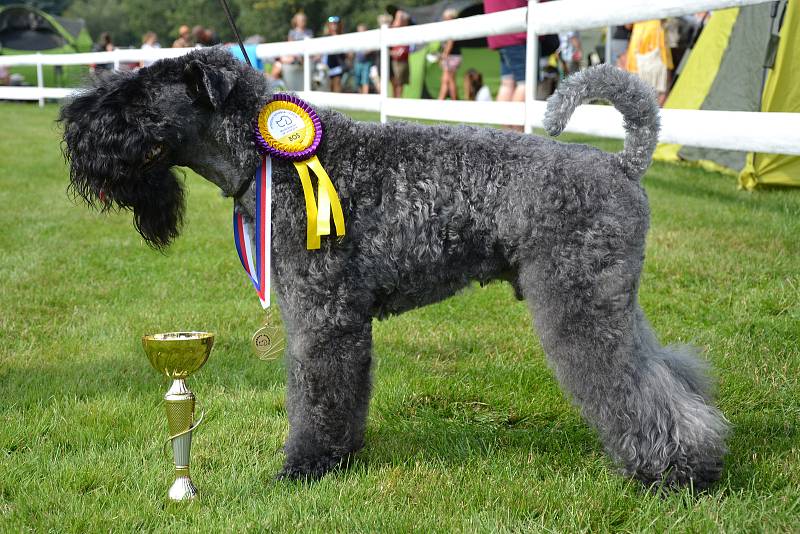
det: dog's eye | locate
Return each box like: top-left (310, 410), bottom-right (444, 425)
top-left (143, 144), bottom-right (165, 166)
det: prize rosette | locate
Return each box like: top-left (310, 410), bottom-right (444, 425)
top-left (250, 94), bottom-right (344, 251)
top-left (254, 94), bottom-right (323, 161)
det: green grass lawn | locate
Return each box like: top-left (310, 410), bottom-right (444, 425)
top-left (0, 101), bottom-right (798, 533)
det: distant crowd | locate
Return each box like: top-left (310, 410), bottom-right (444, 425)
top-left (255, 1), bottom-right (709, 114)
top-left (76, 0), bottom-right (711, 118)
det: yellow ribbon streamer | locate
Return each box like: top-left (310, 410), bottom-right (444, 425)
top-left (292, 160), bottom-right (320, 250)
top-left (292, 155), bottom-right (345, 249)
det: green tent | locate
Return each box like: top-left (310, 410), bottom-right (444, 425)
top-left (405, 45), bottom-right (501, 100)
top-left (654, 1), bottom-right (799, 189)
top-left (0, 4), bottom-right (92, 87)
top-left (0, 4), bottom-right (91, 53)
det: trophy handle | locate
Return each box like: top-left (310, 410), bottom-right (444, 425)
top-left (164, 379), bottom-right (200, 501)
top-left (166, 410), bottom-right (205, 443)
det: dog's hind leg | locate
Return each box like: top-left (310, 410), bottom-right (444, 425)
top-left (518, 259), bottom-right (728, 490)
top-left (277, 320), bottom-right (373, 480)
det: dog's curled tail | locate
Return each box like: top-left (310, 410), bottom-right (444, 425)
top-left (544, 64), bottom-right (660, 180)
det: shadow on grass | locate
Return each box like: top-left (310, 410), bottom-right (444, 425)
top-left (721, 413), bottom-right (800, 493)
top-left (360, 339), bottom-right (798, 497)
top-left (356, 404), bottom-right (798, 497)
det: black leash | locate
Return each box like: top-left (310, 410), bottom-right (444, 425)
top-left (219, 0), bottom-right (255, 200)
top-left (218, 0), bottom-right (252, 67)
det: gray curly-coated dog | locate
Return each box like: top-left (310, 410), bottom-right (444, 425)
top-left (60, 47), bottom-right (727, 489)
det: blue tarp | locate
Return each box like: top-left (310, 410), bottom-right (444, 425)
top-left (227, 44), bottom-right (263, 71)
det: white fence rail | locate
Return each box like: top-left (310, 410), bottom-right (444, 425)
top-left (1, 0), bottom-right (798, 156)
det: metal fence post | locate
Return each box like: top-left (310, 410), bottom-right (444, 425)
top-left (113, 49), bottom-right (120, 71)
top-left (524, 0), bottom-right (539, 134)
top-left (605, 26), bottom-right (613, 65)
top-left (303, 36), bottom-right (311, 92)
top-left (36, 53), bottom-right (44, 108)
top-left (380, 24), bottom-right (389, 124)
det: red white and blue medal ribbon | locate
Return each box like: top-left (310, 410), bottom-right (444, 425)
top-left (235, 94), bottom-right (344, 310)
top-left (233, 155), bottom-right (271, 309)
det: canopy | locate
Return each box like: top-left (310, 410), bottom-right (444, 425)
top-left (654, 1), bottom-right (799, 189)
top-left (0, 4), bottom-right (91, 53)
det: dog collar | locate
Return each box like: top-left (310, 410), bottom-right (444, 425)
top-left (231, 174), bottom-right (253, 199)
top-left (252, 94), bottom-right (344, 250)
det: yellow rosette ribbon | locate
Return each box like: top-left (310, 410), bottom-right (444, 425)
top-left (255, 95), bottom-right (345, 250)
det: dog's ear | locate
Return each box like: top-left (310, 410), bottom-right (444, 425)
top-left (183, 60), bottom-right (237, 109)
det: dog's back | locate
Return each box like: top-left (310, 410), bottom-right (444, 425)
top-left (301, 67), bottom-right (658, 316)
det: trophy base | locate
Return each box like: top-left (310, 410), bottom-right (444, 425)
top-left (168, 474), bottom-right (198, 501)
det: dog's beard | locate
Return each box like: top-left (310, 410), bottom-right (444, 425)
top-left (129, 165), bottom-right (185, 249)
top-left (68, 164), bottom-right (185, 250)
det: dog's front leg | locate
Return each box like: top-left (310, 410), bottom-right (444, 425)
top-left (278, 320), bottom-right (373, 480)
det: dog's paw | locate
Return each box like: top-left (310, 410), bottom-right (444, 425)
top-left (275, 454), bottom-right (345, 482)
top-left (632, 455), bottom-right (725, 494)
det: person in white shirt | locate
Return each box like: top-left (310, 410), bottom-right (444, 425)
top-left (141, 32), bottom-right (161, 68)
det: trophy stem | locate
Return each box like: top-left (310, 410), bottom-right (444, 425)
top-left (165, 379), bottom-right (198, 501)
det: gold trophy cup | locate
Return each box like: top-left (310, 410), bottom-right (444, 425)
top-left (142, 331), bottom-right (214, 501)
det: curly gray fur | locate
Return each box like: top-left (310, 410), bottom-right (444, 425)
top-left (544, 64), bottom-right (660, 180)
top-left (59, 47), bottom-right (728, 489)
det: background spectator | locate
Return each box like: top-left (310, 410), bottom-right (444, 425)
top-left (609, 25), bottom-right (632, 67)
top-left (140, 31), bottom-right (160, 68)
top-left (389, 10), bottom-right (411, 98)
top-left (625, 19), bottom-right (673, 105)
top-left (93, 31), bottom-right (114, 54)
top-left (91, 32), bottom-right (114, 71)
top-left (288, 12), bottom-right (313, 42)
top-left (353, 23), bottom-right (376, 94)
top-left (192, 26), bottom-right (217, 47)
top-left (372, 13), bottom-right (393, 90)
top-left (464, 68), bottom-right (492, 101)
top-left (668, 12), bottom-right (710, 88)
top-left (271, 12), bottom-right (312, 89)
top-left (324, 16), bottom-right (346, 93)
top-left (558, 31), bottom-right (583, 75)
top-left (172, 25), bottom-right (192, 48)
top-left (437, 8), bottom-right (462, 100)
top-left (483, 0), bottom-right (527, 129)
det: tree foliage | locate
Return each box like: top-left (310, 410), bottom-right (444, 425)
top-left (0, 0), bottom-right (73, 15)
top-left (61, 0), bottom-right (433, 47)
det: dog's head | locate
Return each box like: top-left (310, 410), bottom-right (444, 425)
top-left (59, 47), bottom-right (266, 249)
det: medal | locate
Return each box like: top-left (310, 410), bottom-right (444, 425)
top-left (233, 158), bottom-right (286, 358)
top-left (251, 309), bottom-right (285, 360)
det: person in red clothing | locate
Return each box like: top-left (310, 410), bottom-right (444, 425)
top-left (483, 0), bottom-right (558, 128)
top-left (484, 0), bottom-right (528, 116)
